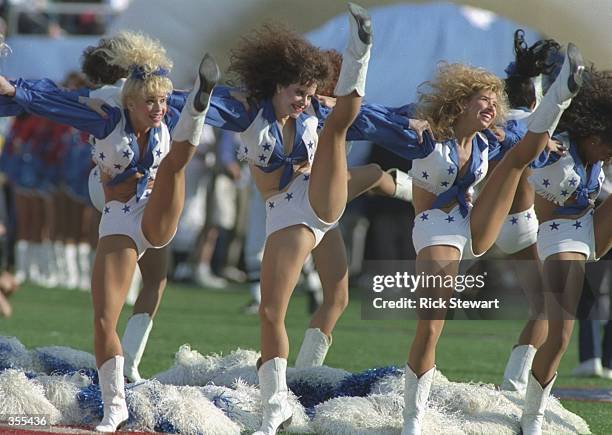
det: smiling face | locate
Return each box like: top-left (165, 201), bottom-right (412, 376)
top-left (456, 89), bottom-right (498, 133)
top-left (272, 82), bottom-right (318, 119)
top-left (127, 92), bottom-right (167, 131)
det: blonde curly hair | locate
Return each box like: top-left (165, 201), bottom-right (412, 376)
top-left (415, 63), bottom-right (508, 141)
top-left (95, 31), bottom-right (173, 106)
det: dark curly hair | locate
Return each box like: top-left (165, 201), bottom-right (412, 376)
top-left (505, 30), bottom-right (560, 109)
top-left (557, 66), bottom-right (612, 144)
top-left (81, 37), bottom-right (128, 85)
top-left (317, 49), bottom-right (343, 97)
top-left (228, 23), bottom-right (330, 101)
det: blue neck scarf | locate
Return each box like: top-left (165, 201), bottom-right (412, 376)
top-left (106, 109), bottom-right (161, 201)
top-left (432, 134), bottom-right (487, 217)
top-left (556, 141), bottom-right (603, 215)
top-left (257, 100), bottom-right (311, 190)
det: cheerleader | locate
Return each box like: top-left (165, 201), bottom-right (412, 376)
top-left (203, 4), bottom-right (375, 433)
top-left (16, 33), bottom-right (189, 383)
top-left (353, 44), bottom-right (584, 433)
top-left (0, 34), bottom-right (220, 432)
top-left (78, 34), bottom-right (183, 384)
top-left (520, 66), bottom-right (612, 435)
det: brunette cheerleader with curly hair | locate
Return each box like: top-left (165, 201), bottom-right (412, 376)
top-left (204, 4), bottom-right (379, 433)
top-left (519, 65), bottom-right (612, 435)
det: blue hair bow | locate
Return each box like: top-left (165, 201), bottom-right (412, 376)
top-left (129, 65), bottom-right (169, 80)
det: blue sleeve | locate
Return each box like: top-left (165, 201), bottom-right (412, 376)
top-left (530, 150), bottom-right (557, 168)
top-left (204, 86), bottom-right (255, 132)
top-left (481, 128), bottom-right (503, 161)
top-left (12, 82), bottom-right (120, 139)
top-left (502, 119), bottom-right (526, 149)
top-left (310, 99), bottom-right (430, 160)
top-left (168, 90), bottom-right (188, 112)
top-left (310, 98), bottom-right (331, 129)
top-left (311, 98), bottom-right (418, 125)
top-left (64, 87), bottom-right (90, 100)
top-left (489, 118), bottom-right (552, 164)
top-left (0, 78), bottom-right (92, 116)
top-left (489, 119), bottom-right (529, 161)
top-left (165, 105), bottom-right (180, 135)
top-left (217, 130), bottom-right (239, 166)
top-left (16, 78), bottom-right (61, 92)
top-left (0, 94), bottom-right (24, 117)
top-left (16, 78), bottom-right (89, 101)
top-left (387, 103), bottom-right (418, 118)
top-left (346, 103), bottom-right (432, 160)
top-left (0, 78), bottom-right (69, 116)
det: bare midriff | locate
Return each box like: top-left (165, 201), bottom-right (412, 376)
top-left (412, 184), bottom-right (458, 215)
top-left (101, 171), bottom-right (154, 204)
top-left (534, 194), bottom-right (593, 222)
top-left (251, 161), bottom-right (311, 200)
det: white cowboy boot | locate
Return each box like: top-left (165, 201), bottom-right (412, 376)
top-left (64, 243), bottom-right (80, 289)
top-left (53, 240), bottom-right (67, 283)
top-left (40, 240), bottom-right (58, 288)
top-left (121, 313), bottom-right (153, 383)
top-left (501, 344), bottom-right (537, 394)
top-left (77, 242), bottom-right (92, 291)
top-left (295, 328), bottom-right (331, 368)
top-left (14, 240), bottom-right (28, 284)
top-left (334, 3), bottom-right (373, 97)
top-left (520, 372), bottom-right (557, 435)
top-left (172, 53), bottom-right (220, 146)
top-left (388, 168), bottom-right (413, 202)
top-left (528, 43), bottom-right (584, 136)
top-left (29, 242), bottom-right (43, 285)
top-left (572, 357), bottom-right (603, 377)
top-left (254, 358), bottom-right (293, 435)
top-left (401, 365), bottom-right (435, 435)
top-left (95, 356), bottom-right (129, 432)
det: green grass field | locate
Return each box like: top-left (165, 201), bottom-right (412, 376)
top-left (2, 282), bottom-right (611, 434)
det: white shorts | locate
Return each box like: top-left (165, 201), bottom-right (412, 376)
top-left (537, 211), bottom-right (598, 262)
top-left (495, 206), bottom-right (539, 254)
top-left (412, 204), bottom-right (483, 260)
top-left (265, 173), bottom-right (340, 247)
top-left (98, 191), bottom-right (174, 259)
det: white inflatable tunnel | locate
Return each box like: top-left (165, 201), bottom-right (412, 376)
top-left (110, 0), bottom-right (612, 89)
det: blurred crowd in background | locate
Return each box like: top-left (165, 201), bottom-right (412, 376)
top-left (0, 0), bottom-right (130, 37)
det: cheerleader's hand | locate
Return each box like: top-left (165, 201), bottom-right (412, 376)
top-left (78, 96), bottom-right (108, 118)
top-left (0, 75), bottom-right (16, 97)
top-left (491, 126), bottom-right (506, 142)
top-left (316, 95), bottom-right (337, 108)
top-left (546, 138), bottom-right (567, 156)
top-left (408, 119), bottom-right (434, 143)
